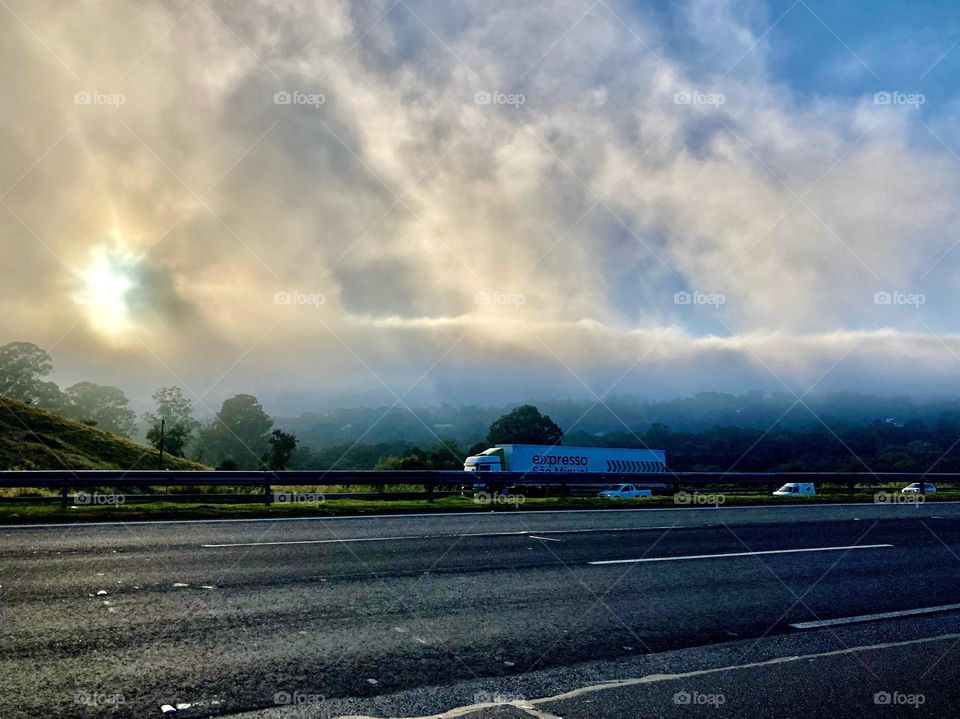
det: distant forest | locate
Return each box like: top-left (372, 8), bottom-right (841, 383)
top-left (5, 338), bottom-right (960, 472)
top-left (281, 392), bottom-right (960, 473)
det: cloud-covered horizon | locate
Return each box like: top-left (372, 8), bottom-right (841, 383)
top-left (4, 0), bottom-right (960, 414)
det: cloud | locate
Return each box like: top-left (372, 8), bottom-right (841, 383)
top-left (2, 0), bottom-right (959, 411)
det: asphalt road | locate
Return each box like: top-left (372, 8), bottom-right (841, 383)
top-left (3, 503), bottom-right (960, 718)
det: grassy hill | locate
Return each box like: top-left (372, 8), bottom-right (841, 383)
top-left (0, 397), bottom-right (207, 470)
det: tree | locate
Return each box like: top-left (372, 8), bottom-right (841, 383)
top-left (0, 341), bottom-right (63, 408)
top-left (63, 382), bottom-right (136, 437)
top-left (373, 440), bottom-right (464, 471)
top-left (32, 381), bottom-right (67, 413)
top-left (487, 404), bottom-right (563, 446)
top-left (467, 441), bottom-right (488, 456)
top-left (374, 448), bottom-right (429, 470)
top-left (197, 394), bottom-right (273, 469)
top-left (146, 422), bottom-right (193, 459)
top-left (263, 429), bottom-right (298, 471)
top-left (143, 387), bottom-right (199, 457)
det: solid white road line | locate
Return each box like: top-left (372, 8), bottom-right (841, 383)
top-left (536, 526), bottom-right (676, 535)
top-left (202, 526), bottom-right (678, 548)
top-left (588, 543), bottom-right (893, 565)
top-left (790, 602), bottom-right (960, 629)
top-left (338, 632), bottom-right (960, 719)
top-left (202, 535), bottom-right (424, 548)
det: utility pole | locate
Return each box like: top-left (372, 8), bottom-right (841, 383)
top-left (158, 419), bottom-right (165, 470)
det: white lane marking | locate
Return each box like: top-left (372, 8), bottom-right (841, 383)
top-left (588, 543), bottom-right (893, 565)
top-left (537, 526), bottom-right (675, 535)
top-left (790, 602), bottom-right (960, 629)
top-left (7, 501), bottom-right (960, 529)
top-left (333, 633), bottom-right (960, 719)
top-left (202, 526), bottom-right (677, 548)
top-left (203, 535), bottom-right (424, 548)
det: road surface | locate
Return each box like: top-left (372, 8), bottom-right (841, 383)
top-left (3, 503), bottom-right (960, 717)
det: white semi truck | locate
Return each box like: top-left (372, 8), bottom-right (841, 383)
top-left (464, 444), bottom-right (667, 492)
top-left (464, 444), bottom-right (667, 473)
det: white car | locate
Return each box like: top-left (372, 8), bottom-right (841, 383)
top-left (598, 484), bottom-right (653, 499)
top-left (902, 483), bottom-right (936, 494)
top-left (773, 482), bottom-right (816, 496)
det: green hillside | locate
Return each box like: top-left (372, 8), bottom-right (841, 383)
top-left (0, 397), bottom-right (207, 470)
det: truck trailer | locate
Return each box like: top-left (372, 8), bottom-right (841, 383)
top-left (464, 444), bottom-right (667, 473)
top-left (464, 444), bottom-right (667, 493)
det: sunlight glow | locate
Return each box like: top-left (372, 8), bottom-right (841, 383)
top-left (75, 246), bottom-right (135, 336)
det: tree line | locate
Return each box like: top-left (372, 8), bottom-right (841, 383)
top-left (0, 341), bottom-right (296, 470)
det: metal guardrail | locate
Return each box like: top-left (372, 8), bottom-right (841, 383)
top-left (0, 491), bottom-right (461, 505)
top-left (0, 470), bottom-right (957, 507)
top-left (2, 469), bottom-right (960, 486)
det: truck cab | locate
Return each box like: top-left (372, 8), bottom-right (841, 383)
top-left (464, 449), bottom-right (506, 494)
top-left (463, 449), bottom-right (503, 472)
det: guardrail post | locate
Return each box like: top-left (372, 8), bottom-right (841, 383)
top-left (426, 481), bottom-right (435, 502)
top-left (60, 486), bottom-right (69, 510)
top-left (264, 480), bottom-right (272, 506)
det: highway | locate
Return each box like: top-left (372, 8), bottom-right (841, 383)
top-left (3, 503), bottom-right (960, 717)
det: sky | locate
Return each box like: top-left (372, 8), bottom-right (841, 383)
top-left (3, 0), bottom-right (960, 415)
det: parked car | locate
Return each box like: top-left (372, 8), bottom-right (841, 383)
top-left (901, 483), bottom-right (936, 494)
top-left (773, 482), bottom-right (816, 496)
top-left (598, 484), bottom-right (653, 499)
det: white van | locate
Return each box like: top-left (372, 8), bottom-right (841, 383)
top-left (773, 483), bottom-right (815, 496)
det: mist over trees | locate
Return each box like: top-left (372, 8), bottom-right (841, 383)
top-left (6, 339), bottom-right (960, 473)
top-left (0, 342), bottom-right (138, 436)
top-left (0, 342), bottom-right (61, 407)
top-left (486, 404), bottom-right (563, 446)
top-left (144, 387), bottom-right (200, 457)
top-left (60, 382), bottom-right (137, 437)
top-left (263, 430), bottom-right (298, 471)
top-left (196, 394), bottom-right (273, 470)
top-left (0, 343), bottom-right (288, 469)
top-left (372, 439), bottom-right (464, 471)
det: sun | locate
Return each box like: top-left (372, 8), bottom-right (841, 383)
top-left (75, 246), bottom-right (135, 336)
